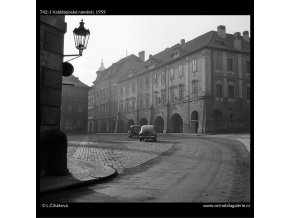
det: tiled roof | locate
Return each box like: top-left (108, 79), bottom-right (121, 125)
top-left (144, 30), bottom-right (250, 70)
top-left (62, 75), bottom-right (89, 88)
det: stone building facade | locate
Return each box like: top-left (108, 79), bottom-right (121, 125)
top-left (60, 75), bottom-right (89, 133)
top-left (89, 25), bottom-right (251, 134)
top-left (40, 15), bottom-right (68, 175)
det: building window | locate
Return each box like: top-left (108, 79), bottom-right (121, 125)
top-left (228, 58), bottom-right (233, 71)
top-left (192, 81), bottom-right (198, 98)
top-left (146, 76), bottom-right (149, 88)
top-left (140, 79), bottom-right (143, 90)
top-left (179, 64), bottom-right (183, 77)
top-left (216, 84), bottom-right (223, 97)
top-left (246, 61), bottom-right (250, 74)
top-left (216, 53), bottom-right (223, 70)
top-left (161, 72), bottom-right (165, 85)
top-left (125, 99), bottom-right (129, 112)
top-left (178, 85), bottom-right (184, 101)
top-left (154, 73), bottom-right (158, 85)
top-left (119, 100), bottom-right (124, 112)
top-left (228, 85), bottom-right (235, 98)
top-left (192, 58), bottom-right (197, 73)
top-left (161, 90), bottom-right (166, 104)
top-left (146, 96), bottom-right (149, 107)
top-left (247, 86), bottom-right (250, 100)
top-left (129, 70), bottom-right (133, 77)
top-left (139, 97), bottom-right (143, 109)
top-left (132, 82), bottom-right (135, 93)
top-left (170, 68), bottom-right (174, 80)
top-left (132, 99), bottom-right (135, 111)
top-left (154, 92), bottom-right (158, 105)
top-left (170, 87), bottom-right (175, 102)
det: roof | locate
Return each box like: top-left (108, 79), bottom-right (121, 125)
top-left (143, 30), bottom-right (250, 71)
top-left (62, 75), bottom-right (89, 88)
top-left (94, 54), bottom-right (145, 83)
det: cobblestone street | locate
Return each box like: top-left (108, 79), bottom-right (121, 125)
top-left (67, 134), bottom-right (173, 173)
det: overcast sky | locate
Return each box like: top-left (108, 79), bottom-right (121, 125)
top-left (64, 15), bottom-right (250, 86)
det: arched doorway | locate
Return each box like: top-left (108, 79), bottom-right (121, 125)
top-left (126, 119), bottom-right (135, 131)
top-left (101, 120), bottom-right (107, 133)
top-left (109, 119), bottom-right (115, 133)
top-left (139, 118), bottom-right (148, 126)
top-left (94, 121), bottom-right (99, 133)
top-left (170, 113), bottom-right (183, 133)
top-left (154, 116), bottom-right (164, 133)
top-left (117, 120), bottom-right (125, 133)
top-left (191, 111), bottom-right (199, 133)
top-left (214, 110), bottom-right (223, 132)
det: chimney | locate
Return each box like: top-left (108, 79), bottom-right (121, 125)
top-left (234, 32), bottom-right (241, 38)
top-left (180, 39), bottom-right (185, 45)
top-left (217, 25), bottom-right (226, 38)
top-left (138, 51), bottom-right (145, 62)
top-left (243, 31), bottom-right (249, 41)
top-left (234, 32), bottom-right (241, 50)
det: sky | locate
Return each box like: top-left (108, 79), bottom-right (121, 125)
top-left (64, 15), bottom-right (250, 86)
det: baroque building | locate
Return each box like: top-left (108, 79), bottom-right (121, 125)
top-left (89, 25), bottom-right (251, 133)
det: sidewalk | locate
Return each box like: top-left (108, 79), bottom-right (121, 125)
top-left (166, 133), bottom-right (251, 152)
top-left (40, 157), bottom-right (117, 195)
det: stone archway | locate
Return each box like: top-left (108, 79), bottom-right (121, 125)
top-left (139, 118), bottom-right (148, 126)
top-left (101, 120), bottom-right (107, 133)
top-left (117, 120), bottom-right (125, 133)
top-left (170, 113), bottom-right (183, 133)
top-left (154, 116), bottom-right (164, 133)
top-left (191, 111), bottom-right (199, 133)
top-left (126, 119), bottom-right (135, 131)
top-left (109, 119), bottom-right (115, 133)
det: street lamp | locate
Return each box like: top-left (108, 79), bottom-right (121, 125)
top-left (64, 19), bottom-right (90, 62)
top-left (63, 19), bottom-right (90, 77)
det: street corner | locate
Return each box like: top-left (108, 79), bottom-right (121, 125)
top-left (68, 157), bottom-right (117, 182)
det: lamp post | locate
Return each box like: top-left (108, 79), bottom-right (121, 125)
top-left (63, 19), bottom-right (90, 78)
top-left (64, 19), bottom-right (90, 62)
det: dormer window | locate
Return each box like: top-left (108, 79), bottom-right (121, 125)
top-left (129, 70), bottom-right (133, 77)
top-left (149, 60), bottom-right (155, 69)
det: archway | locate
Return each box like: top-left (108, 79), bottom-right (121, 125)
top-left (101, 120), bottom-right (107, 133)
top-left (126, 119), bottom-right (135, 131)
top-left (109, 119), bottom-right (115, 133)
top-left (94, 121), bottom-right (99, 133)
top-left (170, 113), bottom-right (183, 133)
top-left (139, 118), bottom-right (148, 126)
top-left (154, 116), bottom-right (164, 133)
top-left (214, 110), bottom-right (223, 132)
top-left (191, 111), bottom-right (199, 133)
top-left (117, 120), bottom-right (125, 133)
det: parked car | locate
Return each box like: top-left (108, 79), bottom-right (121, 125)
top-left (139, 125), bottom-right (157, 142)
top-left (128, 125), bottom-right (141, 138)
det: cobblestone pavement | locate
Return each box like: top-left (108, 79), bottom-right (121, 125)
top-left (67, 135), bottom-right (173, 173)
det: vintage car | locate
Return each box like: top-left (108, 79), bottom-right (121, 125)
top-left (128, 125), bottom-right (141, 138)
top-left (139, 125), bottom-right (157, 142)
